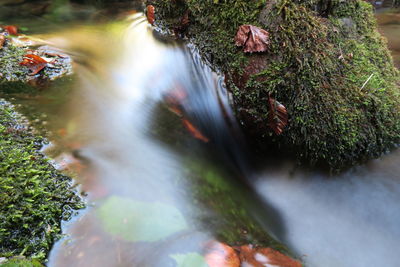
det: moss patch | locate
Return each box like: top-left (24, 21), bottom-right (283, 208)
top-left (0, 258), bottom-right (43, 267)
top-left (0, 100), bottom-right (84, 261)
top-left (149, 0), bottom-right (400, 170)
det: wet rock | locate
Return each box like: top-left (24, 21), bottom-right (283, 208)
top-left (149, 0), bottom-right (400, 170)
top-left (0, 29), bottom-right (73, 94)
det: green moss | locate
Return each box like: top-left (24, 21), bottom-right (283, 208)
top-left (0, 100), bottom-right (84, 261)
top-left (0, 44), bottom-right (28, 83)
top-left (0, 258), bottom-right (43, 267)
top-left (150, 0), bottom-right (400, 170)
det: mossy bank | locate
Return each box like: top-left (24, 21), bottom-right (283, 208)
top-left (0, 100), bottom-right (84, 263)
top-left (149, 0), bottom-right (400, 170)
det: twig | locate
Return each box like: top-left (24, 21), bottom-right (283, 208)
top-left (361, 73), bottom-right (374, 90)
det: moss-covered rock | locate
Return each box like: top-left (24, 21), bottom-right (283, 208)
top-left (149, 0), bottom-right (400, 170)
top-left (0, 100), bottom-right (84, 261)
top-left (0, 30), bottom-right (73, 94)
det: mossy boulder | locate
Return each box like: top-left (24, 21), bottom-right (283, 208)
top-left (0, 30), bottom-right (72, 94)
top-left (0, 100), bottom-right (84, 261)
top-left (149, 0), bottom-right (400, 170)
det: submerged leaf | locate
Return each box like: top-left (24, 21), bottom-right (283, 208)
top-left (204, 241), bottom-right (240, 267)
top-left (19, 54), bottom-right (48, 76)
top-left (235, 25), bottom-right (270, 53)
top-left (182, 118), bottom-right (210, 143)
top-left (147, 5), bottom-right (155, 25)
top-left (97, 196), bottom-right (187, 242)
top-left (235, 245), bottom-right (302, 267)
top-left (267, 95), bottom-right (288, 135)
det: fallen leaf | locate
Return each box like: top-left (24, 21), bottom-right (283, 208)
top-left (235, 25), bottom-right (270, 53)
top-left (98, 196), bottom-right (188, 242)
top-left (204, 241), bottom-right (240, 267)
top-left (3, 25), bottom-right (18, 35)
top-left (173, 10), bottom-right (190, 37)
top-left (236, 245), bottom-right (301, 267)
top-left (0, 34), bottom-right (5, 49)
top-left (19, 54), bottom-right (48, 75)
top-left (147, 5), bottom-right (155, 25)
top-left (267, 95), bottom-right (288, 135)
top-left (164, 86), bottom-right (188, 107)
top-left (182, 118), bottom-right (210, 143)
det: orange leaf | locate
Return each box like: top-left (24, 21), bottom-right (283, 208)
top-left (20, 54), bottom-right (48, 75)
top-left (204, 241), bottom-right (240, 267)
top-left (236, 245), bottom-right (302, 267)
top-left (267, 95), bottom-right (288, 135)
top-left (0, 34), bottom-right (5, 49)
top-left (147, 5), bottom-right (155, 25)
top-left (182, 118), bottom-right (209, 143)
top-left (235, 25), bottom-right (270, 53)
top-left (3, 25), bottom-right (18, 35)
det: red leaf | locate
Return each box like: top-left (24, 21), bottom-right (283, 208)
top-left (20, 54), bottom-right (48, 75)
top-left (235, 25), bottom-right (270, 53)
top-left (3, 25), bottom-right (18, 35)
top-left (267, 95), bottom-right (288, 135)
top-left (173, 10), bottom-right (190, 37)
top-left (147, 5), bottom-right (155, 25)
top-left (204, 241), bottom-right (240, 267)
top-left (235, 245), bottom-right (301, 267)
top-left (182, 118), bottom-right (209, 143)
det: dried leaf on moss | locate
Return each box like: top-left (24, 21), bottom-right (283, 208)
top-left (3, 25), bottom-right (18, 35)
top-left (235, 25), bottom-right (270, 53)
top-left (0, 34), bottom-right (5, 49)
top-left (267, 96), bottom-right (288, 135)
top-left (20, 54), bottom-right (48, 76)
top-left (147, 5), bottom-right (155, 25)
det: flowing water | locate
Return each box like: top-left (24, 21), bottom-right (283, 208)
top-left (1, 2), bottom-right (400, 267)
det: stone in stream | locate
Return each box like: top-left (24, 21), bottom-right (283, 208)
top-left (149, 0), bottom-right (400, 171)
top-left (0, 28), bottom-right (73, 94)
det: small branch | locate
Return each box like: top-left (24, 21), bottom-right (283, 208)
top-left (361, 73), bottom-right (374, 90)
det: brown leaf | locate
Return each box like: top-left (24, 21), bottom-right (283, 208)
top-left (20, 54), bottom-right (48, 75)
top-left (147, 5), bottom-right (155, 25)
top-left (204, 241), bottom-right (240, 267)
top-left (173, 10), bottom-right (190, 37)
top-left (0, 34), bottom-right (5, 49)
top-left (236, 245), bottom-right (302, 267)
top-left (182, 118), bottom-right (209, 143)
top-left (267, 95), bottom-right (288, 135)
top-left (235, 25), bottom-right (270, 53)
top-left (3, 25), bottom-right (18, 35)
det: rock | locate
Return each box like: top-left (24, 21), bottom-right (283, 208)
top-left (149, 0), bottom-right (400, 170)
top-left (0, 29), bottom-right (73, 94)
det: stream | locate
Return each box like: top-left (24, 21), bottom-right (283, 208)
top-left (1, 1), bottom-right (400, 267)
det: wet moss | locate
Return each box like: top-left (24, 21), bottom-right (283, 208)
top-left (149, 0), bottom-right (400, 170)
top-left (0, 258), bottom-right (43, 267)
top-left (0, 100), bottom-right (84, 261)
